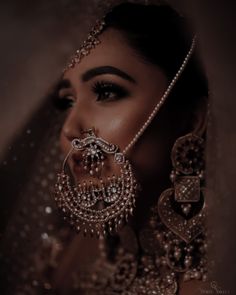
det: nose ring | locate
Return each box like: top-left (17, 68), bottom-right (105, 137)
top-left (54, 127), bottom-right (138, 237)
top-left (81, 127), bottom-right (96, 137)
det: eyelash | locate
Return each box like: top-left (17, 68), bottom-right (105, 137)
top-left (55, 80), bottom-right (129, 110)
top-left (92, 80), bottom-right (129, 102)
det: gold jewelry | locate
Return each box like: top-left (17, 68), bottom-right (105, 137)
top-left (54, 130), bottom-right (138, 237)
top-left (71, 210), bottom-right (208, 294)
top-left (80, 128), bottom-right (106, 175)
top-left (158, 133), bottom-right (206, 243)
top-left (81, 127), bottom-right (96, 136)
top-left (63, 19), bottom-right (105, 73)
top-left (70, 133), bottom-right (208, 293)
top-left (156, 132), bottom-right (208, 279)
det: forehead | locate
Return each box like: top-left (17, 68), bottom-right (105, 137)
top-left (63, 28), bottom-right (166, 84)
top-left (63, 29), bottom-right (135, 77)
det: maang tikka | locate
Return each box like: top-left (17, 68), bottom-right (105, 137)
top-left (54, 13), bottom-right (197, 236)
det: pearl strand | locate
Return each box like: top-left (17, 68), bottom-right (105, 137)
top-left (122, 36), bottom-right (196, 155)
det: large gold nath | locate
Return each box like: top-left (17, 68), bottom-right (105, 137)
top-left (54, 132), bottom-right (138, 236)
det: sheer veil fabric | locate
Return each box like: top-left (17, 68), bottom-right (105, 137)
top-left (0, 0), bottom-right (235, 294)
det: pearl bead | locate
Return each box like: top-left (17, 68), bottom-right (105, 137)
top-left (194, 271), bottom-right (201, 279)
top-left (122, 36), bottom-right (196, 154)
top-left (183, 273), bottom-right (190, 281)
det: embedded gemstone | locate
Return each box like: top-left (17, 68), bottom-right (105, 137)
top-left (111, 187), bottom-right (117, 193)
top-left (114, 153), bottom-right (125, 164)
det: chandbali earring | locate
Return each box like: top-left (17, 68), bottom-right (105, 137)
top-left (158, 132), bottom-right (206, 243)
top-left (154, 132), bottom-right (208, 280)
top-left (54, 128), bottom-right (138, 237)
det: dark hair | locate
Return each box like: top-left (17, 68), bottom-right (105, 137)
top-left (103, 3), bottom-right (208, 112)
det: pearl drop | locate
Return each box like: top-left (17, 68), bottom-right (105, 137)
top-left (184, 258), bottom-right (192, 268)
top-left (194, 271), bottom-right (201, 279)
top-left (174, 251), bottom-right (181, 260)
top-left (183, 273), bottom-right (190, 281)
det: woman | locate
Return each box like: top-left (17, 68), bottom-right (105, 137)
top-left (0, 2), bottom-right (209, 294)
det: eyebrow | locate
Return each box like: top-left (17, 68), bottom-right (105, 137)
top-left (81, 66), bottom-right (136, 83)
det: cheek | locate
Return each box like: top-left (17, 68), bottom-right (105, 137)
top-left (92, 101), bottom-right (167, 180)
top-left (95, 98), bottom-right (156, 152)
top-left (59, 130), bottom-right (70, 156)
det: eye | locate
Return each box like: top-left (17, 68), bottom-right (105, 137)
top-left (53, 95), bottom-right (75, 110)
top-left (92, 80), bottom-right (129, 102)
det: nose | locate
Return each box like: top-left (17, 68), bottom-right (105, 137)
top-left (62, 103), bottom-right (91, 143)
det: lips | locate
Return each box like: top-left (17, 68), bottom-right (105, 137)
top-left (71, 153), bottom-right (84, 176)
top-left (72, 153), bottom-right (83, 165)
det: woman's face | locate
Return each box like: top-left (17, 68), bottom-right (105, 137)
top-left (58, 28), bottom-right (178, 192)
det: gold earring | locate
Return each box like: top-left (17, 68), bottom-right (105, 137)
top-left (158, 133), bottom-right (206, 243)
top-left (156, 133), bottom-right (208, 277)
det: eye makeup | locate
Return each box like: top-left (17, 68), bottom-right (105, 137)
top-left (92, 80), bottom-right (130, 102)
top-left (53, 78), bottom-right (130, 111)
